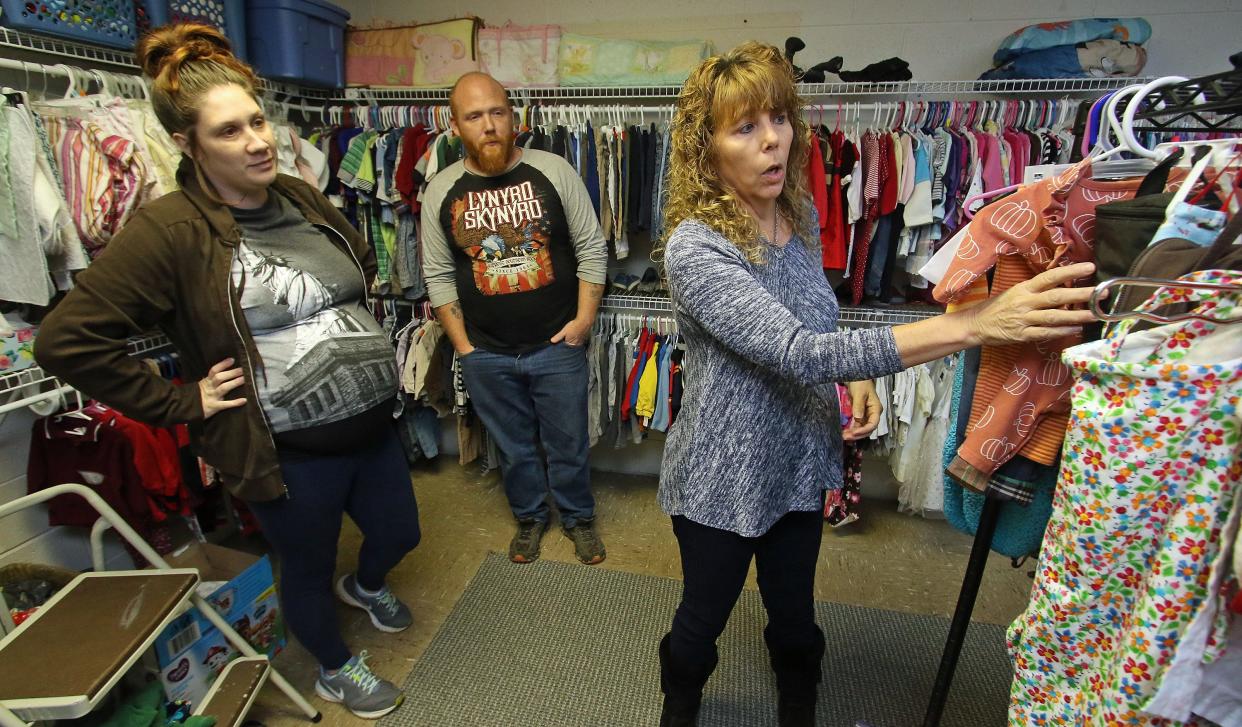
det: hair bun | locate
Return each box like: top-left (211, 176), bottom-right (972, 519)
top-left (136, 22), bottom-right (234, 79)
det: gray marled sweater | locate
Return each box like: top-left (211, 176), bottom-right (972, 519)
top-left (659, 220), bottom-right (904, 537)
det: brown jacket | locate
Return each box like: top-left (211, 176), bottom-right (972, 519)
top-left (35, 157), bottom-right (376, 502)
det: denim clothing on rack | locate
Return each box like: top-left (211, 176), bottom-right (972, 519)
top-left (640, 125), bottom-right (655, 231)
top-left (651, 128), bottom-right (668, 240)
top-left (864, 213), bottom-right (894, 298)
top-left (878, 204), bottom-right (906, 298)
top-left (395, 396), bottom-right (440, 462)
top-left (458, 341), bottom-right (594, 527)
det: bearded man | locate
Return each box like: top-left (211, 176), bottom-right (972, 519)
top-left (421, 72), bottom-right (609, 565)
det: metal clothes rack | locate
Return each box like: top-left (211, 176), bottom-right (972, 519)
top-left (599, 295), bottom-right (941, 326)
top-left (1131, 68), bottom-right (1242, 133)
top-left (0, 333), bottom-right (173, 418)
top-left (335, 77), bottom-right (1152, 104)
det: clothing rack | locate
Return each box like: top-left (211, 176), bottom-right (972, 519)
top-left (335, 77), bottom-right (1151, 104)
top-left (600, 295), bottom-right (940, 326)
top-left (0, 26), bottom-right (330, 102)
top-left (922, 125), bottom-right (1242, 725)
top-left (1130, 68), bottom-right (1242, 133)
top-left (0, 334), bottom-right (173, 419)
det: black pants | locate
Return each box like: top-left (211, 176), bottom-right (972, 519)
top-left (669, 510), bottom-right (824, 669)
top-left (248, 426), bottom-right (421, 670)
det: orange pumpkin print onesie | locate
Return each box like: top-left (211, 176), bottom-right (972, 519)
top-left (933, 160), bottom-right (1140, 491)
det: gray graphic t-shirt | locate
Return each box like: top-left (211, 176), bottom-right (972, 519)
top-left (230, 193), bottom-right (397, 433)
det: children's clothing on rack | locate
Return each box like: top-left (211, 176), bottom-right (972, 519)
top-left (812, 100), bottom-right (1086, 309)
top-left (1008, 271), bottom-right (1242, 727)
top-left (588, 310), bottom-right (684, 449)
top-left (934, 159), bottom-right (1143, 492)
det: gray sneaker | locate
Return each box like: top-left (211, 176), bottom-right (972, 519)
top-left (335, 574), bottom-right (413, 633)
top-left (315, 651), bottom-right (403, 719)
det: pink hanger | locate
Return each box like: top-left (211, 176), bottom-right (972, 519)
top-left (962, 182), bottom-right (1022, 219)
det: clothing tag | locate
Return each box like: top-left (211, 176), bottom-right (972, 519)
top-left (1024, 163), bottom-right (1067, 184)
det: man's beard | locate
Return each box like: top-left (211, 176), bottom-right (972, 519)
top-left (466, 134), bottom-right (515, 175)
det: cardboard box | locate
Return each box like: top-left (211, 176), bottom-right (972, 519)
top-left (152, 543), bottom-right (285, 708)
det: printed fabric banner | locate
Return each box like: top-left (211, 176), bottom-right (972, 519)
top-left (409, 17), bottom-right (483, 88)
top-left (558, 34), bottom-right (711, 86)
top-left (479, 22), bottom-right (561, 87)
top-left (345, 24), bottom-right (421, 87)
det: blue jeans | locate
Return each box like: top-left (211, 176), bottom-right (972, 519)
top-left (460, 341), bottom-right (594, 528)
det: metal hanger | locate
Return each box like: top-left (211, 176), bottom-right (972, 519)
top-left (1091, 276), bottom-right (1242, 325)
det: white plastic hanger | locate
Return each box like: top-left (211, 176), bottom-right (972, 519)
top-left (1120, 75), bottom-right (1191, 160)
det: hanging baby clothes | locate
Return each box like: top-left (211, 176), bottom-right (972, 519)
top-left (934, 159), bottom-right (1141, 491)
top-left (824, 383), bottom-right (862, 527)
top-left (1007, 271), bottom-right (1242, 727)
top-left (821, 128), bottom-right (852, 270)
top-left (0, 103), bottom-right (54, 305)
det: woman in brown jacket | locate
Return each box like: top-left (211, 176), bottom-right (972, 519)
top-left (36, 24), bottom-right (416, 719)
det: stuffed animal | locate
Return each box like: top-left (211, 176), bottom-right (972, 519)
top-left (783, 37), bottom-right (842, 83)
top-left (784, 37), bottom-right (913, 83)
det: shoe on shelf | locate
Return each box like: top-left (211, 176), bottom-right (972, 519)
top-left (610, 273), bottom-right (638, 296)
top-left (564, 519), bottom-right (606, 565)
top-left (509, 518), bottom-right (549, 563)
top-left (335, 573), bottom-right (413, 633)
top-left (638, 267), bottom-right (660, 295)
top-left (315, 651), bottom-right (404, 720)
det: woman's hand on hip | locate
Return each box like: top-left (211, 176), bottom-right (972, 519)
top-left (843, 380), bottom-right (882, 442)
top-left (966, 262), bottom-right (1098, 347)
top-left (199, 358), bottom-right (247, 419)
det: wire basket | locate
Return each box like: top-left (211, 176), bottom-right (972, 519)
top-left (136, 0), bottom-right (245, 58)
top-left (0, 0), bottom-right (139, 49)
top-left (0, 562), bottom-right (79, 614)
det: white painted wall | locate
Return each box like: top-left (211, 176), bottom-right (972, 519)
top-left (335, 0), bottom-right (1237, 79)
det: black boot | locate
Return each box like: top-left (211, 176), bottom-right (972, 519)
top-left (766, 626), bottom-right (826, 727)
top-left (659, 634), bottom-right (717, 727)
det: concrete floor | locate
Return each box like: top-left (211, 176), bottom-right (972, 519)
top-left (243, 459), bottom-right (1036, 726)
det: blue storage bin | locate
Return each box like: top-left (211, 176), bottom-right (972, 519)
top-left (244, 0), bottom-right (349, 88)
top-left (0, 0), bottom-right (138, 50)
top-left (138, 0), bottom-right (247, 59)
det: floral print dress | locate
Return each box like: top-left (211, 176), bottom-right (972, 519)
top-left (1007, 270), bottom-right (1242, 726)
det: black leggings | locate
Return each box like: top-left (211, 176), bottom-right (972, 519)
top-left (248, 426), bottom-right (420, 670)
top-left (669, 510), bottom-right (823, 669)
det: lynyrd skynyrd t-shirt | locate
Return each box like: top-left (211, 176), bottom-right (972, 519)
top-left (421, 148), bottom-right (607, 354)
top-left (229, 192), bottom-right (397, 433)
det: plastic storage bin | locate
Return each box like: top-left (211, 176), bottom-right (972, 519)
top-left (0, 0), bottom-right (138, 50)
top-left (244, 0), bottom-right (349, 88)
top-left (138, 0), bottom-right (247, 59)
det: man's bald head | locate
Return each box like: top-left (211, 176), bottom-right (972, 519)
top-left (449, 72), bottom-right (509, 119)
top-left (449, 71), bottom-right (518, 175)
